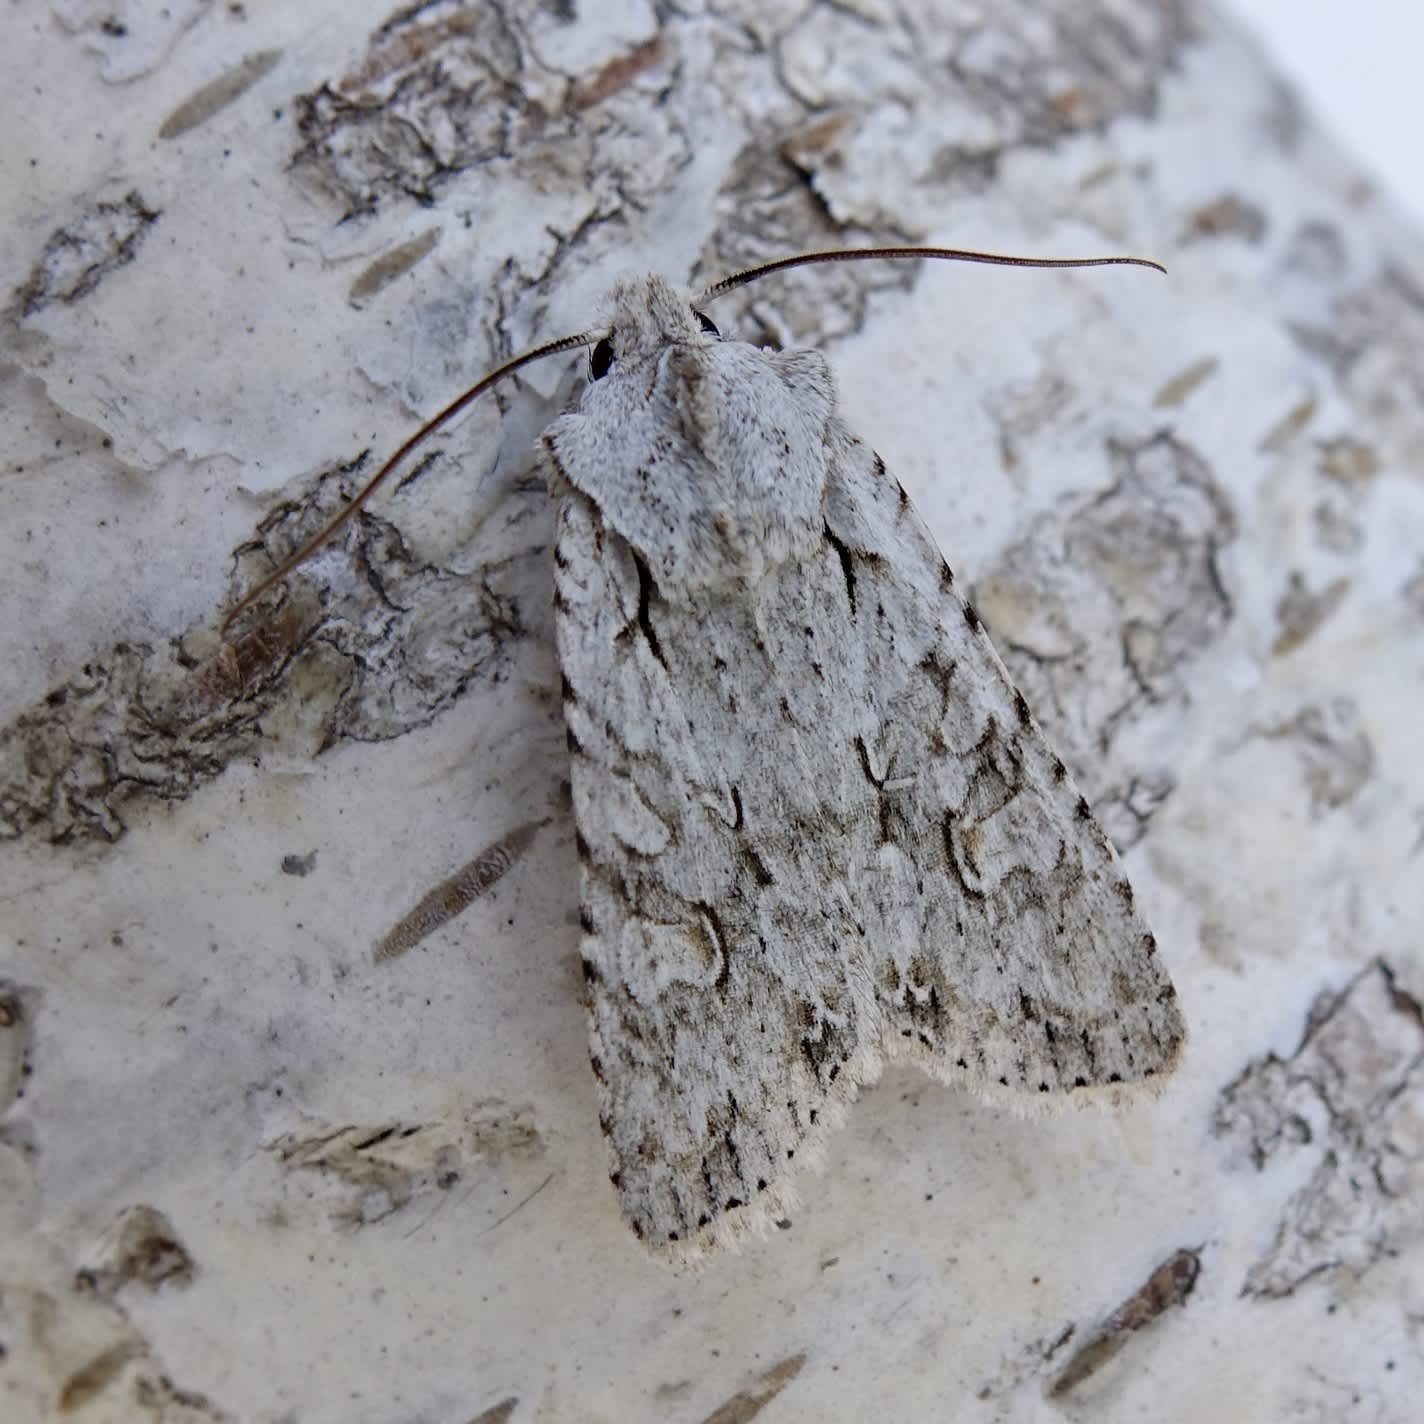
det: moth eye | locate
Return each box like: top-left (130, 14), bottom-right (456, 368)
top-left (695, 310), bottom-right (720, 337)
top-left (589, 337), bottom-right (615, 381)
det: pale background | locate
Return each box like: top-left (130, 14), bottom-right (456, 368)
top-left (1231, 0), bottom-right (1424, 223)
top-left (4, 2), bottom-right (1424, 1419)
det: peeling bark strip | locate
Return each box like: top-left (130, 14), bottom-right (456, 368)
top-left (1213, 961), bottom-right (1424, 1298)
top-left (348, 226), bottom-right (441, 301)
top-left (375, 820), bottom-right (547, 960)
top-left (265, 1101), bottom-right (543, 1227)
top-left (180, 600), bottom-right (315, 720)
top-left (74, 1204), bottom-right (195, 1297)
top-left (56, 1341), bottom-right (146, 1414)
top-left (157, 49), bottom-right (283, 139)
top-left (467, 1400), bottom-right (518, 1424)
top-left (571, 36), bottom-right (666, 108)
top-left (1048, 1248), bottom-right (1202, 1397)
top-left (699, 1353), bottom-right (807, 1424)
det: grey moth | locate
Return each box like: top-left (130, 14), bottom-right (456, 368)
top-left (228, 247), bottom-right (1185, 1265)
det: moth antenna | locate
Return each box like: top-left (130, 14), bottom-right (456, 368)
top-left (224, 246), bottom-right (1162, 631)
top-left (698, 244), bottom-right (1165, 303)
top-left (222, 328), bottom-right (597, 630)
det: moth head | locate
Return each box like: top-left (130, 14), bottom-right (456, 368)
top-left (588, 274), bottom-right (721, 381)
top-left (222, 246), bottom-right (1162, 631)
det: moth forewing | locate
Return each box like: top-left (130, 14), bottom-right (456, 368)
top-left (545, 274), bottom-right (1182, 1263)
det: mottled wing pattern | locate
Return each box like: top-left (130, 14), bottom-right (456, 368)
top-left (551, 418), bottom-right (1183, 1261)
top-left (815, 425), bottom-right (1184, 1094)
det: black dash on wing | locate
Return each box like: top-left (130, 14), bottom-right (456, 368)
top-left (940, 811), bottom-right (985, 902)
top-left (630, 552), bottom-right (668, 669)
top-left (697, 901), bottom-right (732, 994)
top-left (855, 737), bottom-right (878, 785)
top-left (878, 792), bottom-right (895, 846)
top-left (823, 522), bottom-right (858, 615)
top-left (1013, 689), bottom-right (1032, 726)
top-left (962, 601), bottom-right (982, 632)
top-left (542, 434), bottom-right (571, 485)
top-left (1075, 796), bottom-right (1092, 820)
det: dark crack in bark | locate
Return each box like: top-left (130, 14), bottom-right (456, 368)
top-left (1248, 699), bottom-right (1376, 817)
top-left (11, 191), bottom-right (160, 320)
top-left (1213, 961), bottom-right (1424, 1299)
top-left (973, 431), bottom-right (1236, 848)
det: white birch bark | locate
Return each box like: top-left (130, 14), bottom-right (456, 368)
top-left (2, 1), bottom-right (1421, 1419)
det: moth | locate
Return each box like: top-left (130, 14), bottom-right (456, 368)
top-left (227, 246), bottom-right (1185, 1265)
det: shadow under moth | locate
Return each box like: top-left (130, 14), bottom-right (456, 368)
top-left (226, 246), bottom-right (1186, 1267)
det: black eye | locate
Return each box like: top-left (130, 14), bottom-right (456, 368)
top-left (695, 310), bottom-right (719, 337)
top-left (589, 337), bottom-right (614, 380)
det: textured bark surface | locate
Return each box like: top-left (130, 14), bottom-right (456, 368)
top-left (2, 1), bottom-right (1422, 1419)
